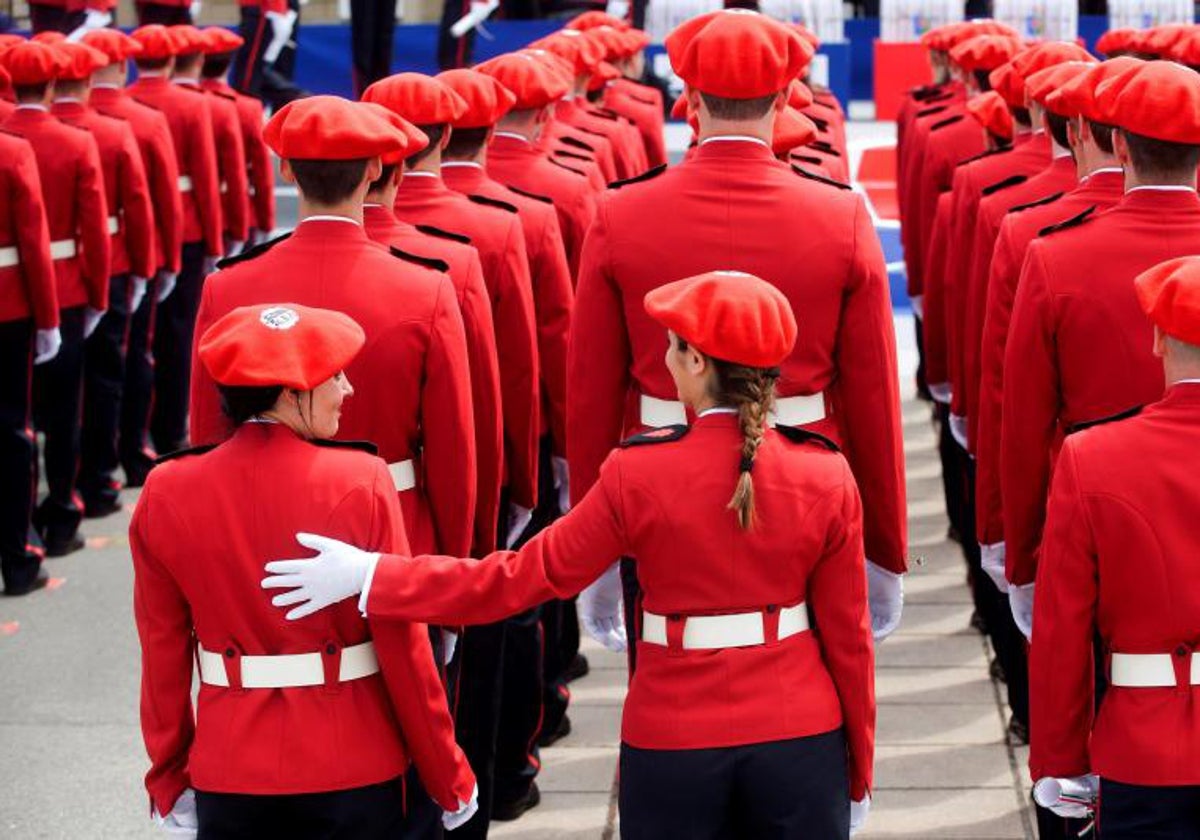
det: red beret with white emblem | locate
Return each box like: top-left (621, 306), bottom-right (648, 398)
top-left (81, 29), bottom-right (144, 63)
top-left (264, 95), bottom-right (418, 160)
top-left (362, 72), bottom-right (468, 126)
top-left (666, 10), bottom-right (809, 99)
top-left (1, 41), bottom-right (68, 85)
top-left (475, 52), bottom-right (570, 109)
top-left (644, 271), bottom-right (798, 368)
top-left (567, 11), bottom-right (629, 31)
top-left (436, 68), bottom-right (516, 128)
top-left (1135, 256), bottom-right (1200, 347)
top-left (1094, 60), bottom-right (1200, 144)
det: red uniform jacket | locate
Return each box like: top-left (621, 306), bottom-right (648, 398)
top-left (570, 139), bottom-right (906, 573)
top-left (898, 98), bottom-right (964, 259)
top-left (555, 98), bottom-right (647, 181)
top-left (362, 202), bottom-right (503, 554)
top-left (541, 117), bottom-right (616, 184)
top-left (131, 424), bottom-right (475, 815)
top-left (127, 76), bottom-right (223, 257)
top-left (973, 169), bottom-right (1125, 546)
top-left (202, 80), bottom-right (276, 236)
top-left (1001, 188), bottom-right (1200, 585)
top-left (442, 162), bottom-right (574, 457)
top-left (487, 132), bottom-right (597, 279)
top-left (3, 106), bottom-right (110, 311)
top-left (606, 79), bottom-right (667, 169)
top-left (393, 172), bottom-right (540, 510)
top-left (90, 85), bottom-right (184, 275)
top-left (203, 86), bottom-right (251, 244)
top-left (0, 131), bottom-right (56, 328)
top-left (921, 190), bottom-right (955, 394)
top-left (1029, 385), bottom-right (1200, 785)
top-left (897, 82), bottom-right (964, 214)
top-left (364, 415), bottom-right (875, 799)
top-left (52, 100), bottom-right (156, 281)
top-left (189, 219), bottom-right (477, 557)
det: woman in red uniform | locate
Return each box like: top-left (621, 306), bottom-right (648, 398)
top-left (131, 302), bottom-right (476, 838)
top-left (263, 273), bottom-right (876, 838)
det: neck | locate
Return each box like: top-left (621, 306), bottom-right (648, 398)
top-left (408, 152), bottom-right (441, 174)
top-left (443, 149), bottom-right (486, 167)
top-left (55, 84), bottom-right (89, 102)
top-left (173, 68), bottom-right (201, 83)
top-left (299, 198), bottom-right (363, 224)
top-left (202, 73), bottom-right (228, 86)
top-left (690, 395), bottom-right (721, 414)
top-left (1125, 167), bottom-right (1198, 191)
top-left (496, 111), bottom-right (541, 141)
top-left (696, 115), bottom-right (774, 145)
top-left (364, 188), bottom-right (396, 208)
top-left (16, 98), bottom-right (49, 109)
top-left (258, 408), bottom-right (310, 439)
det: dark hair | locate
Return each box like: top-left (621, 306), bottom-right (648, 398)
top-left (13, 82), bottom-right (49, 101)
top-left (1085, 120), bottom-right (1115, 155)
top-left (174, 53), bottom-right (203, 73)
top-left (219, 384), bottom-right (284, 425)
top-left (202, 54), bottom-right (234, 79)
top-left (586, 88), bottom-right (603, 103)
top-left (1046, 111), bottom-right (1071, 152)
top-left (698, 91), bottom-right (778, 121)
top-left (1121, 129), bottom-right (1200, 181)
top-left (135, 57), bottom-right (171, 71)
top-left (444, 126), bottom-right (489, 160)
top-left (1011, 106), bottom-right (1032, 128)
top-left (367, 163), bottom-right (398, 195)
top-left (288, 158), bottom-right (371, 204)
top-left (973, 69), bottom-right (993, 93)
top-left (406, 124), bottom-right (446, 167)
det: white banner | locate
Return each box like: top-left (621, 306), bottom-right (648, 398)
top-left (1108, 0), bottom-right (1193, 29)
top-left (994, 0), bottom-right (1078, 41)
top-left (879, 0), bottom-right (963, 43)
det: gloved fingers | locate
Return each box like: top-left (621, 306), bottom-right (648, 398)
top-left (871, 611), bottom-right (902, 641)
top-left (295, 531), bottom-right (346, 553)
top-left (262, 559), bottom-right (315, 579)
top-left (1048, 803), bottom-right (1090, 819)
top-left (270, 588), bottom-right (310, 608)
top-left (285, 600), bottom-right (323, 621)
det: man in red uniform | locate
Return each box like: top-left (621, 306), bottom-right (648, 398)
top-left (128, 24), bottom-right (223, 456)
top-left (570, 10), bottom-right (906, 642)
top-left (2, 41), bottom-right (110, 557)
top-left (1029, 256), bottom-right (1200, 834)
top-left (196, 28), bottom-right (250, 258)
top-left (50, 42), bottom-right (156, 519)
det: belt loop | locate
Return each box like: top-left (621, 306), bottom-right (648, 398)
top-left (321, 640), bottom-right (342, 694)
top-left (665, 614), bottom-right (686, 657)
top-left (221, 640), bottom-right (245, 692)
top-left (1171, 643), bottom-right (1193, 692)
top-left (763, 605), bottom-right (781, 647)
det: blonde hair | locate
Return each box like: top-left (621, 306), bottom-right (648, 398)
top-left (712, 360), bottom-right (779, 530)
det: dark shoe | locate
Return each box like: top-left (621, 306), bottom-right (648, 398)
top-left (946, 523), bottom-right (962, 544)
top-left (43, 535), bottom-right (85, 558)
top-left (1007, 717), bottom-right (1029, 746)
top-left (989, 658), bottom-right (1007, 684)
top-left (537, 714), bottom-right (571, 748)
top-left (562, 653), bottom-right (590, 683)
top-left (4, 567), bottom-right (50, 596)
top-left (969, 609), bottom-right (988, 635)
top-left (491, 782), bottom-right (541, 822)
top-left (83, 497), bottom-right (123, 519)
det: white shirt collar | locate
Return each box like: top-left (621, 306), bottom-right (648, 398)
top-left (53, 97), bottom-right (83, 105)
top-left (1080, 166), bottom-right (1123, 182)
top-left (172, 78), bottom-right (200, 87)
top-left (494, 131), bottom-right (531, 144)
top-left (15, 104), bottom-right (48, 112)
top-left (137, 71), bottom-right (166, 78)
top-left (245, 416), bottom-right (279, 424)
top-left (403, 170), bottom-right (439, 179)
top-left (441, 161), bottom-right (484, 171)
top-left (302, 215), bottom-right (360, 226)
top-left (91, 83), bottom-right (121, 90)
top-left (1176, 379), bottom-right (1200, 385)
top-left (697, 406), bottom-right (738, 417)
top-left (1126, 185), bottom-right (1197, 194)
top-left (698, 135), bottom-right (771, 149)
top-left (1051, 145), bottom-right (1073, 161)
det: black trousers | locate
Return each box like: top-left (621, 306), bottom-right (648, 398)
top-left (0, 319), bottom-right (40, 591)
top-left (32, 306), bottom-right (86, 547)
top-left (1099, 779), bottom-right (1200, 839)
top-left (120, 274), bottom-right (158, 486)
top-left (135, 2), bottom-right (191, 25)
top-left (619, 729), bottom-right (850, 840)
top-left (28, 3), bottom-right (86, 33)
top-left (195, 778), bottom-right (408, 839)
top-left (454, 620), bottom-right (507, 838)
top-left (151, 242), bottom-right (205, 456)
top-left (350, 0), bottom-right (396, 97)
top-left (495, 606), bottom-right (543, 808)
top-left (436, 0), bottom-right (476, 70)
top-left (78, 275), bottom-right (132, 512)
top-left (231, 5), bottom-right (306, 113)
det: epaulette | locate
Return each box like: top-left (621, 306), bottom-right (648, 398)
top-left (911, 83), bottom-right (944, 100)
top-left (154, 443), bottom-right (216, 466)
top-left (980, 174), bottom-right (1027, 197)
top-left (923, 91), bottom-right (957, 106)
top-left (548, 158), bottom-right (587, 177)
top-left (554, 149), bottom-right (595, 163)
top-left (806, 115), bottom-right (830, 132)
top-left (619, 424), bottom-right (689, 447)
top-left (1038, 206), bottom-right (1096, 238)
top-left (506, 185), bottom-right (553, 204)
top-left (792, 153), bottom-right (828, 168)
top-left (1008, 192), bottom-right (1063, 215)
top-left (0, 128), bottom-right (23, 139)
top-left (389, 246), bottom-right (449, 273)
top-left (415, 223), bottom-right (471, 245)
top-left (132, 97), bottom-right (162, 112)
top-left (791, 164), bottom-right (852, 191)
top-left (309, 438), bottom-right (379, 455)
top-left (559, 135), bottom-right (595, 153)
top-left (216, 231), bottom-right (291, 269)
top-left (585, 108), bottom-right (620, 121)
top-left (210, 90), bottom-right (238, 102)
top-left (468, 194), bottom-right (518, 214)
top-left (1065, 405), bottom-right (1142, 436)
top-left (957, 147), bottom-right (1010, 168)
top-left (175, 84), bottom-right (205, 95)
top-left (608, 164), bottom-right (667, 190)
top-left (931, 114), bottom-right (964, 131)
top-left (808, 140), bottom-right (842, 157)
top-left (774, 425), bottom-right (840, 451)
top-left (916, 104), bottom-right (948, 119)
top-left (621, 89), bottom-right (658, 106)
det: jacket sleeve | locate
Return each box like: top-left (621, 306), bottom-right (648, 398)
top-left (147, 115), bottom-right (184, 274)
top-left (215, 106), bottom-right (250, 242)
top-left (900, 152), bottom-right (930, 296)
top-left (530, 211), bottom-right (574, 456)
top-left (10, 142), bottom-right (58, 329)
top-left (921, 192), bottom-right (952, 389)
top-left (77, 133), bottom-right (112, 310)
top-left (189, 103), bottom-right (224, 257)
top-left (1028, 441), bottom-right (1096, 780)
top-left (946, 181), bottom-right (979, 420)
top-left (242, 100), bottom-right (275, 234)
top-left (130, 483), bottom-right (195, 818)
top-left (963, 208), bottom-right (1002, 451)
top-left (1001, 244), bottom-right (1059, 586)
top-left (830, 197), bottom-right (907, 573)
top-left (421, 277), bottom-right (477, 557)
top-left (555, 184), bottom-right (595, 281)
top-left (807, 468), bottom-right (875, 802)
top-left (117, 124), bottom-right (158, 280)
top-left (187, 276), bottom-right (234, 445)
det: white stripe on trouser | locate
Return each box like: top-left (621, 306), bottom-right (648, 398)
top-left (1110, 652), bottom-right (1200, 687)
top-left (639, 393), bottom-right (826, 428)
top-left (178, 175), bottom-right (194, 192)
top-left (389, 459), bottom-right (416, 492)
top-left (197, 641), bottom-right (379, 688)
top-left (641, 603), bottom-right (809, 649)
top-left (49, 240), bottom-right (77, 260)
top-left (0, 246), bottom-right (18, 269)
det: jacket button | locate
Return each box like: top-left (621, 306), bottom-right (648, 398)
top-left (326, 644), bottom-right (337, 655)
top-left (1175, 645), bottom-right (1189, 657)
top-left (225, 648), bottom-right (235, 658)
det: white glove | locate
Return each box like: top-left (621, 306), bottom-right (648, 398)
top-left (66, 8), bottom-right (112, 41)
top-left (604, 0), bottom-right (629, 21)
top-left (551, 455), bottom-right (570, 513)
top-left (505, 502), bottom-right (533, 548)
top-left (226, 239), bottom-right (245, 258)
top-left (152, 788), bottom-right (198, 837)
top-left (262, 532), bottom-right (379, 620)
top-left (156, 270), bottom-right (178, 303)
top-left (949, 413), bottom-right (969, 450)
top-left (442, 784), bottom-right (479, 831)
top-left (202, 256), bottom-right (220, 276)
top-left (83, 306), bottom-right (105, 339)
top-left (850, 795), bottom-right (870, 836)
top-left (130, 276), bottom-right (149, 313)
top-left (866, 560), bottom-right (904, 641)
top-left (578, 563), bottom-right (626, 652)
top-left (264, 10), bottom-right (298, 64)
top-left (189, 1), bottom-right (202, 20)
top-left (1009, 582), bottom-right (1034, 641)
top-left (34, 327), bottom-right (62, 365)
top-left (449, 0), bottom-right (499, 38)
top-left (1033, 774), bottom-right (1099, 819)
top-left (980, 542), bottom-right (1009, 593)
top-left (441, 629), bottom-right (458, 665)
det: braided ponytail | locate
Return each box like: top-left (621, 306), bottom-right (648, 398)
top-left (712, 360), bottom-right (779, 530)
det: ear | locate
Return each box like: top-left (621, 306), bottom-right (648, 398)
top-left (279, 158), bottom-right (297, 185)
top-left (686, 344), bottom-right (708, 376)
top-left (484, 125), bottom-right (495, 145)
top-left (1067, 118), bottom-right (1080, 149)
top-left (1153, 325), bottom-right (1168, 358)
top-left (364, 156), bottom-right (383, 184)
top-left (686, 84), bottom-right (702, 114)
top-left (439, 126), bottom-right (452, 151)
top-left (773, 90), bottom-right (786, 113)
top-left (1113, 128), bottom-right (1130, 166)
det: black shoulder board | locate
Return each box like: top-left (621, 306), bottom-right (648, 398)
top-left (132, 97), bottom-right (162, 112)
top-left (415, 223), bottom-right (471, 245)
top-left (309, 438), bottom-right (379, 455)
top-left (210, 89), bottom-right (238, 101)
top-left (980, 174), bottom-right (1028, 197)
top-left (622, 89), bottom-right (658, 106)
top-left (957, 146), bottom-right (1009, 168)
top-left (619, 424), bottom-right (689, 447)
top-left (554, 150), bottom-right (595, 163)
top-left (925, 91), bottom-right (956, 105)
top-left (774, 425), bottom-right (840, 451)
top-left (808, 140), bottom-right (842, 157)
top-left (806, 115), bottom-right (830, 132)
top-left (608, 164), bottom-right (667, 190)
top-left (558, 135), bottom-right (595, 153)
top-left (467, 194), bottom-right (518, 214)
top-left (389, 246), bottom-right (449, 273)
top-left (154, 443), bottom-right (216, 466)
top-left (548, 158), bottom-right (587, 177)
top-left (1008, 192), bottom-right (1064, 215)
top-left (791, 164), bottom-right (852, 191)
top-left (572, 125), bottom-right (608, 139)
top-left (585, 108), bottom-right (619, 122)
top-left (1065, 405), bottom-right (1142, 436)
top-left (0, 128), bottom-right (24, 139)
top-left (216, 231), bottom-right (291, 269)
top-left (506, 185), bottom-right (553, 204)
top-left (1038, 206), bottom-right (1096, 238)
top-left (792, 154), bottom-right (826, 167)
top-left (911, 83), bottom-right (940, 99)
top-left (916, 104), bottom-right (948, 119)
top-left (931, 114), bottom-right (964, 132)
top-left (176, 84), bottom-right (204, 95)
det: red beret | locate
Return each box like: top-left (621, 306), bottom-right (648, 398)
top-left (436, 68), bottom-right (516, 128)
top-left (580, 25), bottom-right (631, 61)
top-left (265, 95), bottom-right (417, 160)
top-left (1044, 56), bottom-right (1143, 122)
top-left (920, 22), bottom-right (968, 51)
top-left (1, 41), bottom-right (68, 85)
top-left (31, 31), bottom-right (66, 45)
top-left (787, 79), bottom-right (814, 110)
top-left (0, 34), bottom-right (25, 54)
top-left (950, 34), bottom-right (1021, 72)
top-left (670, 93), bottom-right (689, 122)
top-left (1139, 23), bottom-right (1194, 57)
top-left (567, 11), bottom-right (630, 31)
top-left (362, 72), bottom-right (468, 126)
top-left (167, 25), bottom-right (207, 55)
top-left (1095, 60), bottom-right (1200, 144)
top-left (1095, 28), bottom-right (1138, 57)
top-left (357, 101), bottom-right (430, 165)
top-left (202, 27), bottom-right (245, 55)
top-left (645, 271), bottom-right (797, 368)
top-left (130, 25), bottom-right (180, 60)
top-left (534, 30), bottom-right (606, 75)
top-left (475, 52), bottom-right (570, 109)
top-left (52, 42), bottom-right (109, 81)
top-left (1168, 29), bottom-right (1200, 66)
top-left (772, 106), bottom-right (817, 156)
top-left (1010, 41), bottom-right (1096, 80)
top-left (1135, 256), bottom-right (1200, 346)
top-left (989, 61), bottom-right (1026, 108)
top-left (199, 303), bottom-right (366, 391)
top-left (0, 64), bottom-right (8, 89)
top-left (524, 48), bottom-right (576, 86)
top-left (966, 91), bottom-right (1014, 140)
top-left (666, 10), bottom-right (808, 99)
top-left (791, 23), bottom-right (819, 51)
top-left (81, 29), bottom-right (143, 63)
top-left (587, 60), bottom-right (621, 93)
top-left (620, 28), bottom-right (651, 54)
top-left (1025, 61), bottom-right (1094, 110)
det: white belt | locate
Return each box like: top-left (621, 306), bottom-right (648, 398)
top-left (389, 459), bottom-right (416, 492)
top-left (197, 641), bottom-right (379, 689)
top-left (178, 175), bottom-right (194, 192)
top-left (50, 239), bottom-right (77, 261)
top-left (642, 603), bottom-right (809, 650)
top-left (0, 246), bottom-right (18, 269)
top-left (1111, 652), bottom-right (1200, 688)
top-left (639, 393), bottom-right (826, 429)
top-left (107, 215), bottom-right (119, 235)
